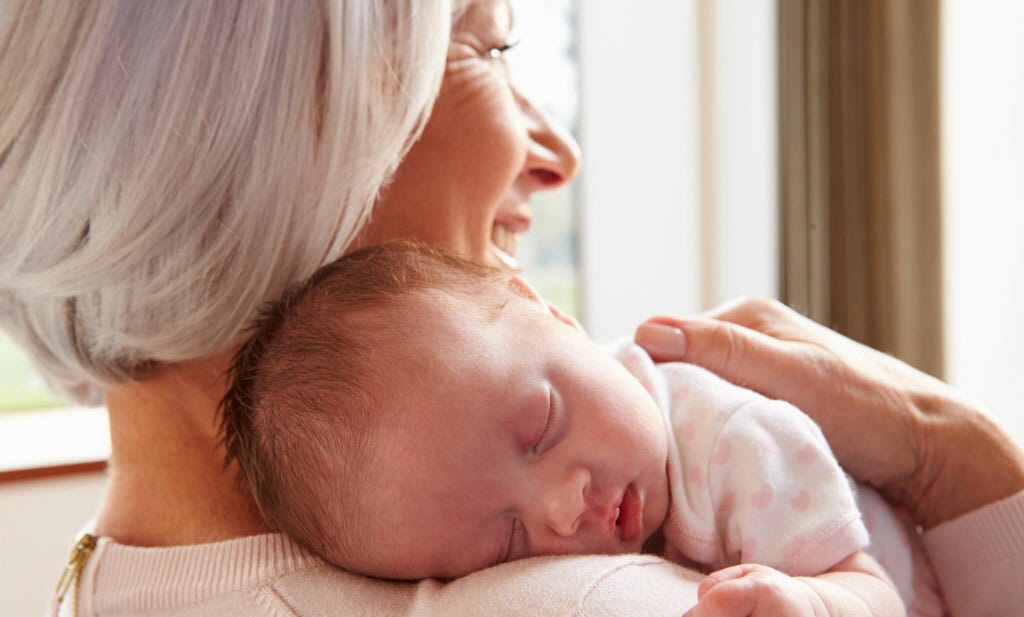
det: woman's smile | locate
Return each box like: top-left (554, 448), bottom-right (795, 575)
top-left (359, 0), bottom-right (578, 269)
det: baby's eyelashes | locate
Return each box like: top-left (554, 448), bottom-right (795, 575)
top-left (526, 385), bottom-right (555, 455)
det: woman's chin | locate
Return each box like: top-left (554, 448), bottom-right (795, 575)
top-left (489, 239), bottom-right (520, 270)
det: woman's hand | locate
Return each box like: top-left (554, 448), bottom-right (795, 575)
top-left (634, 297), bottom-right (1024, 529)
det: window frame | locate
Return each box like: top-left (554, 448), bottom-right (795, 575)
top-left (0, 407), bottom-right (109, 484)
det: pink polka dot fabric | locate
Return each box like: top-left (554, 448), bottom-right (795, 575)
top-left (610, 340), bottom-right (945, 615)
top-left (611, 341), bottom-right (868, 574)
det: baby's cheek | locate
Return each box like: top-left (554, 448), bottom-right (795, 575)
top-left (647, 469), bottom-right (672, 532)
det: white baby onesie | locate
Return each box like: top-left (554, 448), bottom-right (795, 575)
top-left (611, 341), bottom-right (945, 616)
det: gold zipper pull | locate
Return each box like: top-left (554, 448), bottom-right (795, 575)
top-left (55, 532), bottom-right (98, 605)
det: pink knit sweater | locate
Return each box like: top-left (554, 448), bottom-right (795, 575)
top-left (50, 491), bottom-right (1024, 617)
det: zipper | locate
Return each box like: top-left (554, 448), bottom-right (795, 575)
top-left (55, 532), bottom-right (98, 613)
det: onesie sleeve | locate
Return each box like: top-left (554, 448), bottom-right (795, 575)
top-left (707, 399), bottom-right (869, 576)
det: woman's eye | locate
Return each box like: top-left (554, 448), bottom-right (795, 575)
top-left (484, 40), bottom-right (519, 60)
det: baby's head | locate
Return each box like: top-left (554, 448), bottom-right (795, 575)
top-left (221, 242), bottom-right (670, 580)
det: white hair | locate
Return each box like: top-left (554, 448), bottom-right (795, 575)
top-left (0, 0), bottom-right (452, 404)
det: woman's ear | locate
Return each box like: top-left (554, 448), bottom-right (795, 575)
top-left (508, 275), bottom-right (584, 331)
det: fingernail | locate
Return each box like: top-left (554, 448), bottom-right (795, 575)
top-left (635, 323), bottom-right (687, 358)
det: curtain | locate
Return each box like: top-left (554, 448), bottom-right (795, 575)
top-left (778, 0), bottom-right (944, 377)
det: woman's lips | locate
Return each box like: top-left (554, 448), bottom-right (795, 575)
top-left (615, 484), bottom-right (644, 544)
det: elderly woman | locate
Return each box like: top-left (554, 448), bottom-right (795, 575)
top-left (1, 1), bottom-right (1021, 616)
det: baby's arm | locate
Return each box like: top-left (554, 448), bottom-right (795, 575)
top-left (652, 361), bottom-right (904, 615)
top-left (686, 551), bottom-right (904, 617)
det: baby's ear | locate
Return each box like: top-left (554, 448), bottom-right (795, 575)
top-left (546, 301), bottom-right (584, 331)
top-left (508, 275), bottom-right (584, 331)
top-left (508, 274), bottom-right (545, 305)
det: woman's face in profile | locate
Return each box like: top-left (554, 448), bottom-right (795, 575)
top-left (359, 0), bottom-right (580, 269)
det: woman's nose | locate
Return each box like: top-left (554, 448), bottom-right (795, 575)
top-left (517, 90), bottom-right (581, 193)
top-left (539, 466), bottom-right (590, 537)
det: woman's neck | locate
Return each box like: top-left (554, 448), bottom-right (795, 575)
top-left (94, 352), bottom-right (269, 546)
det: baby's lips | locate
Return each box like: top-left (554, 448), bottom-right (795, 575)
top-left (616, 483), bottom-right (644, 544)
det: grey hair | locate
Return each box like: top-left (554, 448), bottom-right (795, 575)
top-left (0, 0), bottom-right (452, 404)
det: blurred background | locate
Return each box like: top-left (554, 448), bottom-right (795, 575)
top-left (3, 0), bottom-right (1022, 612)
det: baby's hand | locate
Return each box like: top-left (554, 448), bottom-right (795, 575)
top-left (683, 564), bottom-right (833, 617)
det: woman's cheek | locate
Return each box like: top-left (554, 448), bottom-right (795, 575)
top-left (445, 65), bottom-right (527, 175)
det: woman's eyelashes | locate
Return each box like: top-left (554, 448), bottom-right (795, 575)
top-left (484, 40), bottom-right (519, 60)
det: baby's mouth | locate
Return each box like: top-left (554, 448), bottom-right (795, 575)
top-left (491, 224), bottom-right (520, 270)
top-left (615, 484), bottom-right (644, 544)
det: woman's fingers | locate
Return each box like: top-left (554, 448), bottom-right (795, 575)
top-left (632, 321), bottom-right (688, 360)
top-left (698, 296), bottom-right (788, 329)
top-left (636, 297), bottom-right (1024, 529)
top-left (635, 316), bottom-right (801, 398)
top-left (635, 303), bottom-right (914, 501)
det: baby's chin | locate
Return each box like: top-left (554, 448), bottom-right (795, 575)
top-left (640, 526), bottom-right (667, 555)
top-left (640, 469), bottom-right (672, 551)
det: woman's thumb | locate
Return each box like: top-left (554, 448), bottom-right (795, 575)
top-left (635, 317), bottom-right (786, 393)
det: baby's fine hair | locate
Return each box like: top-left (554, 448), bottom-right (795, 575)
top-left (220, 241), bottom-right (504, 565)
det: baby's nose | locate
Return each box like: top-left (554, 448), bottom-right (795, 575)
top-left (542, 467), bottom-right (590, 537)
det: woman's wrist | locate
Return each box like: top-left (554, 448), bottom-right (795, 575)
top-left (899, 391), bottom-right (1024, 529)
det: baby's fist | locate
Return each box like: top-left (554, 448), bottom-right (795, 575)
top-left (683, 564), bottom-right (828, 617)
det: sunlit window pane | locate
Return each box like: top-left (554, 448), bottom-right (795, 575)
top-left (508, 0), bottom-right (581, 321)
top-left (0, 332), bottom-right (65, 414)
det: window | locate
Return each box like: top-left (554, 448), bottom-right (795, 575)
top-left (942, 0), bottom-right (1024, 445)
top-left (508, 0), bottom-right (581, 319)
top-left (0, 332), bottom-right (64, 415)
top-left (0, 331), bottom-right (107, 476)
top-left (574, 0), bottom-right (778, 342)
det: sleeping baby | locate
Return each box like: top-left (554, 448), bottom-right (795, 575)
top-left (221, 242), bottom-right (944, 616)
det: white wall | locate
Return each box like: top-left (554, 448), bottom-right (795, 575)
top-left (942, 0), bottom-right (1024, 445)
top-left (700, 0), bottom-right (778, 306)
top-left (0, 473), bottom-right (107, 617)
top-left (577, 0), bottom-right (704, 342)
top-left (577, 0), bottom-right (777, 342)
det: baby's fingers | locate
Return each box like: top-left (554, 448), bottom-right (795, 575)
top-left (684, 575), bottom-right (759, 617)
top-left (697, 564), bottom-right (764, 600)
